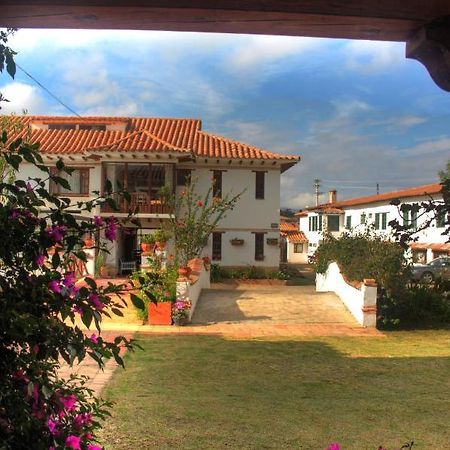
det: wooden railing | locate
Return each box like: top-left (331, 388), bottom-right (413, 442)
top-left (101, 193), bottom-right (172, 214)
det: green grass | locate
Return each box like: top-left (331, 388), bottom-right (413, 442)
top-left (99, 331), bottom-right (450, 450)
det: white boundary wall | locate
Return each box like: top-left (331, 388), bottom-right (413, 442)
top-left (316, 262), bottom-right (377, 327)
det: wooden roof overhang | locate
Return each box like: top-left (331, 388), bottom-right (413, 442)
top-left (1, 1), bottom-right (450, 91)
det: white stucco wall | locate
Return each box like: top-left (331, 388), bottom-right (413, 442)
top-left (286, 241), bottom-right (308, 263)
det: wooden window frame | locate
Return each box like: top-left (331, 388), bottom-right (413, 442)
top-left (254, 232), bottom-right (265, 261)
top-left (212, 170), bottom-right (223, 199)
top-left (212, 232), bottom-right (222, 261)
top-left (254, 171), bottom-right (265, 199)
top-left (293, 243), bottom-right (304, 253)
top-left (50, 167), bottom-right (90, 196)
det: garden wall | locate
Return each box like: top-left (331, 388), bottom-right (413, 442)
top-left (176, 258), bottom-right (210, 320)
top-left (316, 262), bottom-right (377, 327)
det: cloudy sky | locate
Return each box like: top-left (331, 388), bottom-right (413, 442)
top-left (1, 28), bottom-right (449, 208)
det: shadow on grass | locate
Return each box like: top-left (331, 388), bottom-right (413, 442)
top-left (99, 333), bottom-right (450, 450)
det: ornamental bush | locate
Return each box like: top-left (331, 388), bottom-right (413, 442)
top-left (0, 136), bottom-right (141, 449)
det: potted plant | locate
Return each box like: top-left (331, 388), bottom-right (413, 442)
top-left (230, 238), bottom-right (244, 246)
top-left (266, 238), bottom-right (279, 245)
top-left (172, 299), bottom-right (191, 326)
top-left (153, 229), bottom-right (171, 251)
top-left (140, 233), bottom-right (155, 253)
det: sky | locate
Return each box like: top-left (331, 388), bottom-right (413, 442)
top-left (1, 28), bottom-right (449, 209)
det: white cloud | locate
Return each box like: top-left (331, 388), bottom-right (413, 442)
top-left (396, 115), bottom-right (427, 128)
top-left (225, 35), bottom-right (322, 73)
top-left (401, 137), bottom-right (450, 157)
top-left (344, 40), bottom-right (404, 74)
top-left (0, 82), bottom-right (47, 114)
top-left (332, 98), bottom-right (372, 118)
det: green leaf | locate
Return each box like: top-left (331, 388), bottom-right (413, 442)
top-left (111, 307), bottom-right (124, 317)
top-left (82, 308), bottom-right (93, 329)
top-left (41, 384), bottom-right (52, 400)
top-left (84, 277), bottom-right (97, 289)
top-left (130, 293), bottom-right (145, 310)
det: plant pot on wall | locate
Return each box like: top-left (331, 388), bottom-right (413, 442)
top-left (178, 266), bottom-right (192, 278)
top-left (155, 241), bottom-right (167, 251)
top-left (141, 243), bottom-right (153, 253)
top-left (230, 238), bottom-right (244, 246)
top-left (266, 238), bottom-right (279, 246)
top-left (148, 302), bottom-right (172, 325)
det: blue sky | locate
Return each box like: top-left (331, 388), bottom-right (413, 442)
top-left (1, 29), bottom-right (449, 208)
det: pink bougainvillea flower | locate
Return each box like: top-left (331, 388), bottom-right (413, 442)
top-left (47, 418), bottom-right (58, 436)
top-left (327, 443), bottom-right (340, 450)
top-left (48, 280), bottom-right (61, 294)
top-left (73, 305), bottom-right (84, 317)
top-left (63, 272), bottom-right (76, 288)
top-left (26, 181), bottom-right (33, 192)
top-left (35, 254), bottom-right (45, 266)
top-left (105, 217), bottom-right (117, 241)
top-left (45, 224), bottom-right (67, 243)
top-left (197, 200), bottom-right (203, 207)
top-left (59, 393), bottom-right (77, 411)
top-left (89, 334), bottom-right (98, 344)
top-left (89, 293), bottom-right (104, 311)
top-left (87, 444), bottom-right (102, 450)
top-left (93, 216), bottom-right (104, 227)
top-left (32, 344), bottom-right (39, 355)
top-left (9, 209), bottom-right (21, 219)
top-left (85, 432), bottom-right (93, 441)
top-left (65, 435), bottom-right (81, 450)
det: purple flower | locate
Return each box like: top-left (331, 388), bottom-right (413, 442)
top-left (65, 435), bottom-right (81, 450)
top-left (87, 445), bottom-right (102, 450)
top-left (328, 444), bottom-right (340, 450)
top-left (45, 225), bottom-right (67, 243)
top-left (63, 272), bottom-right (76, 288)
top-left (89, 293), bottom-right (104, 311)
top-left (59, 393), bottom-right (77, 411)
top-left (73, 305), bottom-right (84, 317)
top-left (35, 254), bottom-right (45, 266)
top-left (48, 280), bottom-right (61, 294)
top-left (94, 216), bottom-right (104, 227)
top-left (105, 216), bottom-right (118, 241)
top-left (47, 418), bottom-right (58, 436)
top-left (26, 181), bottom-right (33, 192)
top-left (9, 209), bottom-right (20, 219)
top-left (89, 334), bottom-right (98, 344)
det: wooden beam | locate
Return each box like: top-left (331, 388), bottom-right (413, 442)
top-left (406, 16), bottom-right (450, 92)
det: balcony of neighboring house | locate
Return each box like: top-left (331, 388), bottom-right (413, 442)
top-left (100, 162), bottom-right (175, 215)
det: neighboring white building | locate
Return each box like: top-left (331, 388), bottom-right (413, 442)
top-left (280, 220), bottom-right (308, 264)
top-left (9, 115), bottom-right (299, 274)
top-left (297, 184), bottom-right (448, 263)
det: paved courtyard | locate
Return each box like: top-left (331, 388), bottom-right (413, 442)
top-left (192, 284), bottom-right (358, 325)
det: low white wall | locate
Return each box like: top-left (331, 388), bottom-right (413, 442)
top-left (176, 259), bottom-right (211, 321)
top-left (316, 262), bottom-right (377, 327)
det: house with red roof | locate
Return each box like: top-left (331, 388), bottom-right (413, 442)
top-left (296, 184), bottom-right (448, 264)
top-left (9, 115), bottom-right (299, 275)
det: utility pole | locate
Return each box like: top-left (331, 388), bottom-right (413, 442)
top-left (314, 178), bottom-right (322, 206)
top-left (376, 183), bottom-right (379, 195)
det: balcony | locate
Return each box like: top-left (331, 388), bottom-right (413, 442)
top-left (101, 162), bottom-right (174, 215)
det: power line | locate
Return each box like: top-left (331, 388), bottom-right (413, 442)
top-left (16, 63), bottom-right (81, 117)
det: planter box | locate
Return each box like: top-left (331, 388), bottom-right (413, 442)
top-left (230, 239), bottom-right (244, 246)
top-left (266, 238), bottom-right (279, 245)
top-left (148, 302), bottom-right (172, 325)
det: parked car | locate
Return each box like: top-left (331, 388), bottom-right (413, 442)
top-left (411, 256), bottom-right (450, 283)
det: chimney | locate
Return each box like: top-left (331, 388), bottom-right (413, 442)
top-left (328, 190), bottom-right (337, 204)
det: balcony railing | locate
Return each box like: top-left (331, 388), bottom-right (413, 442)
top-left (101, 193), bottom-right (172, 214)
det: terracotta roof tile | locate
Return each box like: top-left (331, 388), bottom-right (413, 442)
top-left (410, 242), bottom-right (450, 252)
top-left (280, 222), bottom-right (298, 233)
top-left (287, 231), bottom-right (308, 243)
top-left (311, 183), bottom-right (442, 210)
top-left (3, 115), bottom-right (300, 165)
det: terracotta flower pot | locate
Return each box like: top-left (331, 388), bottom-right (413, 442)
top-left (148, 302), bottom-right (172, 325)
top-left (178, 266), bottom-right (192, 278)
top-left (141, 243), bottom-right (153, 253)
top-left (84, 237), bottom-right (94, 248)
top-left (155, 241), bottom-right (167, 251)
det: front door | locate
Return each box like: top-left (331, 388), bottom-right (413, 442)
top-left (121, 228), bottom-right (137, 261)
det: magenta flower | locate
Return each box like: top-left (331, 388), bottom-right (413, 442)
top-left (45, 224), bottom-right (67, 243)
top-left (9, 209), bottom-right (20, 219)
top-left (35, 254), bottom-right (45, 266)
top-left (26, 181), bottom-right (33, 192)
top-left (73, 305), bottom-right (84, 317)
top-left (328, 444), bottom-right (340, 450)
top-left (89, 293), bottom-right (104, 311)
top-left (87, 445), bottom-right (102, 450)
top-left (63, 272), bottom-right (76, 288)
top-left (105, 217), bottom-right (117, 241)
top-left (48, 280), bottom-right (61, 294)
top-left (60, 393), bottom-right (77, 411)
top-left (89, 334), bottom-right (98, 344)
top-left (65, 435), bottom-right (81, 450)
top-left (94, 216), bottom-right (104, 227)
top-left (47, 418), bottom-right (58, 436)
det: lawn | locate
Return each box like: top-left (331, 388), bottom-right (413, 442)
top-left (98, 331), bottom-right (450, 450)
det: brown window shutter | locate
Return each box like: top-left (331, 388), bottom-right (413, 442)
top-left (255, 172), bottom-right (265, 199)
top-left (80, 168), bottom-right (90, 194)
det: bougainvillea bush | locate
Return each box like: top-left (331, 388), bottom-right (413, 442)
top-left (0, 135), bottom-right (141, 449)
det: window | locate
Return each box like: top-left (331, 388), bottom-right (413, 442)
top-left (48, 124), bottom-right (76, 130)
top-left (213, 170), bottom-right (222, 198)
top-left (345, 215), bottom-right (352, 229)
top-left (436, 210), bottom-right (446, 228)
top-left (308, 215), bottom-right (323, 232)
top-left (48, 123), bottom-right (106, 131)
top-left (381, 212), bottom-right (388, 230)
top-left (79, 124), bottom-right (106, 131)
top-left (327, 215), bottom-right (340, 232)
top-left (255, 233), bottom-right (264, 261)
top-left (212, 233), bottom-right (222, 261)
top-left (294, 243), bottom-right (304, 253)
top-left (255, 171), bottom-right (265, 199)
top-left (176, 169), bottom-right (191, 186)
top-left (360, 213), bottom-right (366, 225)
top-left (374, 212), bottom-right (388, 230)
top-left (50, 167), bottom-right (90, 195)
top-left (401, 204), bottom-right (419, 228)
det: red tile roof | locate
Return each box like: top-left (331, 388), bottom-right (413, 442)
top-left (309, 183), bottom-right (442, 211)
top-left (410, 242), bottom-right (450, 252)
top-left (287, 231), bottom-right (308, 243)
top-left (280, 222), bottom-right (298, 233)
top-left (4, 115), bottom-right (300, 164)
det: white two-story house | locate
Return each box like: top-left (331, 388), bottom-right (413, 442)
top-left (296, 184), bottom-right (448, 263)
top-left (9, 115), bottom-right (299, 275)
